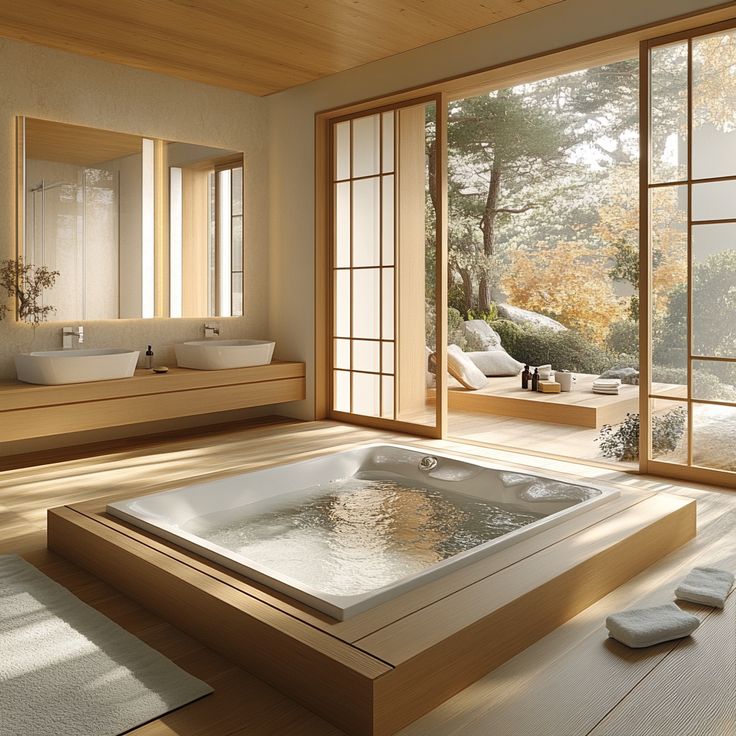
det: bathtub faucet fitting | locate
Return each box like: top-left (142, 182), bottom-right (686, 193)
top-left (418, 456), bottom-right (438, 472)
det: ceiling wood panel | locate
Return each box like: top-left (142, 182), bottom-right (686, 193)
top-left (0, 0), bottom-right (562, 95)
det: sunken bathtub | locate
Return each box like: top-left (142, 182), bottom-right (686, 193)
top-left (107, 444), bottom-right (619, 620)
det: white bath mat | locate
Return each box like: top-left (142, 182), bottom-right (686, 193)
top-left (0, 555), bottom-right (213, 736)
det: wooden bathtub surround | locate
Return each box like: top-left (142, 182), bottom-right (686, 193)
top-left (0, 361), bottom-right (305, 446)
top-left (48, 456), bottom-right (696, 736)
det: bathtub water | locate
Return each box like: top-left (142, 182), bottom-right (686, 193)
top-left (108, 444), bottom-right (619, 619)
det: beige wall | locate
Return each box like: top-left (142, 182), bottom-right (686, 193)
top-left (0, 37), bottom-right (269, 378)
top-left (267, 0), bottom-right (727, 420)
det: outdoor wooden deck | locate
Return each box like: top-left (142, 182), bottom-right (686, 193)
top-left (445, 374), bottom-right (678, 428)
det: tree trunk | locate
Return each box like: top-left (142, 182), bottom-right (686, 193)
top-left (477, 166), bottom-right (502, 313)
top-left (427, 137), bottom-right (438, 215)
top-left (478, 275), bottom-right (491, 314)
top-left (459, 268), bottom-right (474, 316)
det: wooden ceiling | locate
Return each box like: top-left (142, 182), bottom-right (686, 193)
top-left (0, 0), bottom-right (562, 96)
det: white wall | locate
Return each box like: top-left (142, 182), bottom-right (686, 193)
top-left (267, 0), bottom-right (727, 420)
top-left (0, 37), bottom-right (269, 378)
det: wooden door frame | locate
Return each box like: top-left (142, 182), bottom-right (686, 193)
top-left (317, 94), bottom-right (446, 439)
top-left (640, 16), bottom-right (736, 488)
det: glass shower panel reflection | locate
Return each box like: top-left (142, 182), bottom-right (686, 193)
top-left (26, 166), bottom-right (118, 321)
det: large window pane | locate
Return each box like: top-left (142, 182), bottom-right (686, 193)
top-left (692, 402), bottom-right (736, 472)
top-left (650, 42), bottom-right (688, 184)
top-left (651, 185), bottom-right (688, 383)
top-left (692, 222), bottom-right (736, 357)
top-left (692, 30), bottom-right (736, 180)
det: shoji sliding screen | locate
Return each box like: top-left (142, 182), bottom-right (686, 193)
top-left (329, 97), bottom-right (446, 436)
top-left (642, 20), bottom-right (736, 486)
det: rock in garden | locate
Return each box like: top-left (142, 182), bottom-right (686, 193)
top-left (496, 303), bottom-right (567, 332)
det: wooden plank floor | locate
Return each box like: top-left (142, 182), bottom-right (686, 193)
top-left (1, 419), bottom-right (734, 736)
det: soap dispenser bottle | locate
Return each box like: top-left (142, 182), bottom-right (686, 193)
top-left (521, 364), bottom-right (531, 389)
top-left (145, 345), bottom-right (154, 369)
top-left (531, 368), bottom-right (540, 392)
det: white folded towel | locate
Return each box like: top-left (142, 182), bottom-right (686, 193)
top-left (675, 566), bottom-right (735, 609)
top-left (606, 603), bottom-right (700, 648)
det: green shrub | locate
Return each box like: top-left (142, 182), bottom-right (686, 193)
top-left (487, 319), bottom-right (525, 357)
top-left (597, 408), bottom-right (686, 462)
top-left (606, 319), bottom-right (639, 356)
top-left (651, 365), bottom-right (736, 401)
top-left (489, 321), bottom-right (612, 374)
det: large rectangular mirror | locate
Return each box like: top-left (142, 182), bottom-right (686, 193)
top-left (17, 117), bottom-right (244, 320)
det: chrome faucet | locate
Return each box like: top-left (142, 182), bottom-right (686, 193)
top-left (62, 326), bottom-right (84, 350)
top-left (204, 322), bottom-right (220, 339)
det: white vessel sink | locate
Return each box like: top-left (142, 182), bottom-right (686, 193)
top-left (175, 339), bottom-right (275, 370)
top-left (15, 348), bottom-right (140, 385)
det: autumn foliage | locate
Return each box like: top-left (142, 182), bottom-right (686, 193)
top-left (502, 241), bottom-right (627, 344)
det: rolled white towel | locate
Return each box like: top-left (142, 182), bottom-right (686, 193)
top-left (675, 566), bottom-right (735, 609)
top-left (605, 602), bottom-right (700, 648)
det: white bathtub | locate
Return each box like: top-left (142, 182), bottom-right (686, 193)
top-left (107, 444), bottom-right (619, 620)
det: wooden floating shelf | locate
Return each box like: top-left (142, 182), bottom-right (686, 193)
top-left (48, 483), bottom-right (696, 736)
top-left (0, 361), bottom-right (306, 444)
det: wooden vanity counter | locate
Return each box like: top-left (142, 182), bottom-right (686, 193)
top-left (0, 361), bottom-right (305, 444)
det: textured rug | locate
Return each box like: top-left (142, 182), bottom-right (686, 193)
top-left (0, 555), bottom-right (213, 736)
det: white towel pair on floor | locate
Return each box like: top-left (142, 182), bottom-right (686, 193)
top-left (605, 566), bottom-right (734, 649)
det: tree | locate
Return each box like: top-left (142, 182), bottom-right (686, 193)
top-left (502, 240), bottom-right (627, 344)
top-left (447, 87), bottom-right (574, 313)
